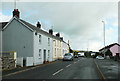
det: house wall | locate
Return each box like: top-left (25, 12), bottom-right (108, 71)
top-left (52, 39), bottom-right (62, 60)
top-left (110, 45), bottom-right (120, 56)
top-left (62, 42), bottom-right (69, 56)
top-left (33, 31), bottom-right (53, 65)
top-left (2, 19), bottom-right (33, 58)
top-left (52, 38), bottom-right (69, 60)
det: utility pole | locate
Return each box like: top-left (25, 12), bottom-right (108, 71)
top-left (87, 41), bottom-right (89, 52)
top-left (102, 21), bottom-right (105, 58)
top-left (14, 0), bottom-right (19, 9)
top-left (14, 0), bottom-right (16, 9)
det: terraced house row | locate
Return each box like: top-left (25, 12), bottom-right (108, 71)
top-left (0, 9), bottom-right (70, 67)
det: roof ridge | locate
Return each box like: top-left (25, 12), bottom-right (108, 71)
top-left (19, 19), bottom-right (66, 42)
top-left (99, 43), bottom-right (120, 51)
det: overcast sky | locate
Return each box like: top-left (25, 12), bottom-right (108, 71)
top-left (0, 0), bottom-right (119, 52)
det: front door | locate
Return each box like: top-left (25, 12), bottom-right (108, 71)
top-left (43, 49), bottom-right (46, 63)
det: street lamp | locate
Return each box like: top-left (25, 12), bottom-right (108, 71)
top-left (87, 41), bottom-right (89, 52)
top-left (102, 21), bottom-right (105, 58)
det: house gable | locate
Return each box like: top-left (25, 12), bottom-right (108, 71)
top-left (2, 17), bottom-right (34, 57)
top-left (2, 17), bottom-right (34, 32)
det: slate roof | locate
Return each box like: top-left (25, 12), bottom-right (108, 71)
top-left (0, 22), bottom-right (8, 30)
top-left (19, 19), bottom-right (64, 42)
top-left (0, 17), bottom-right (68, 44)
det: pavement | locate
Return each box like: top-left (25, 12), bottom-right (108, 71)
top-left (95, 58), bottom-right (120, 81)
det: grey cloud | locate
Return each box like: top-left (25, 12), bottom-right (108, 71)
top-left (2, 2), bottom-right (118, 51)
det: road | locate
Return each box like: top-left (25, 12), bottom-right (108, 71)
top-left (3, 57), bottom-right (102, 80)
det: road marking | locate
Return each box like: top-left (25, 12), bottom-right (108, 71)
top-left (52, 69), bottom-right (63, 76)
top-left (94, 59), bottom-right (107, 81)
top-left (66, 64), bottom-right (71, 67)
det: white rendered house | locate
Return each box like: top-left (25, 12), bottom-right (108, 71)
top-left (2, 9), bottom-right (53, 66)
top-left (2, 9), bottom-right (70, 66)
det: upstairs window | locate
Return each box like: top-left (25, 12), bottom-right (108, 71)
top-left (48, 38), bottom-right (50, 46)
top-left (39, 35), bottom-right (41, 44)
top-left (39, 49), bottom-right (41, 58)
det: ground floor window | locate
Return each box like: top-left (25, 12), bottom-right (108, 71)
top-left (39, 49), bottom-right (41, 58)
top-left (48, 50), bottom-right (50, 60)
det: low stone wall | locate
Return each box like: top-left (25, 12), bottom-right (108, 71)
top-left (0, 51), bottom-right (17, 70)
top-left (1, 57), bottom-right (16, 70)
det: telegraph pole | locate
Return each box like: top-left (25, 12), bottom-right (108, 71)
top-left (102, 21), bottom-right (105, 58)
top-left (14, 0), bottom-right (16, 9)
top-left (14, 0), bottom-right (19, 9)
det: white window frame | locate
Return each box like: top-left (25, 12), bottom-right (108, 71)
top-left (48, 38), bottom-right (50, 46)
top-left (48, 50), bottom-right (50, 60)
top-left (39, 35), bottom-right (41, 44)
top-left (39, 49), bottom-right (41, 59)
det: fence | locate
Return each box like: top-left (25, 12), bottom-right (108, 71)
top-left (16, 57), bottom-right (23, 67)
top-left (16, 57), bottom-right (34, 67)
top-left (0, 51), bottom-right (17, 70)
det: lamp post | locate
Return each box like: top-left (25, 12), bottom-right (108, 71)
top-left (102, 21), bottom-right (105, 58)
top-left (87, 41), bottom-right (89, 52)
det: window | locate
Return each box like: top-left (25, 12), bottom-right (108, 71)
top-left (39, 49), bottom-right (41, 58)
top-left (55, 48), bottom-right (56, 56)
top-left (55, 40), bottom-right (56, 46)
top-left (48, 38), bottom-right (50, 46)
top-left (35, 32), bottom-right (37, 35)
top-left (48, 50), bottom-right (50, 60)
top-left (39, 35), bottom-right (41, 44)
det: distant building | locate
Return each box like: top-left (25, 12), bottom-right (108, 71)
top-left (1, 9), bottom-right (69, 66)
top-left (99, 43), bottom-right (120, 57)
top-left (52, 34), bottom-right (69, 60)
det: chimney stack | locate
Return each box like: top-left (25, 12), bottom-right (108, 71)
top-left (49, 29), bottom-right (53, 35)
top-left (56, 33), bottom-right (60, 37)
top-left (60, 37), bottom-right (63, 40)
top-left (13, 9), bottom-right (20, 18)
top-left (37, 22), bottom-right (41, 28)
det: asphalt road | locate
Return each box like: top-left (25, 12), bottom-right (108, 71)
top-left (95, 59), bottom-right (119, 80)
top-left (3, 57), bottom-right (101, 80)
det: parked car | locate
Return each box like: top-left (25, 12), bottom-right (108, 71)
top-left (63, 53), bottom-right (74, 61)
top-left (78, 53), bottom-right (84, 57)
top-left (78, 54), bottom-right (81, 57)
top-left (96, 55), bottom-right (104, 60)
top-left (74, 54), bottom-right (79, 58)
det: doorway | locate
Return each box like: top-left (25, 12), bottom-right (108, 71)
top-left (43, 49), bottom-right (46, 63)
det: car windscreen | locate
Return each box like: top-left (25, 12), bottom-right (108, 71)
top-left (64, 53), bottom-right (72, 56)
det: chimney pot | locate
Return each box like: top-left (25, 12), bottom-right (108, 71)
top-left (13, 9), bottom-right (20, 18)
top-left (37, 22), bottom-right (41, 28)
top-left (56, 33), bottom-right (60, 37)
top-left (49, 29), bottom-right (53, 34)
top-left (60, 37), bottom-right (63, 40)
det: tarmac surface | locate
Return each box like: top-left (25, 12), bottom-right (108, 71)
top-left (2, 57), bottom-right (120, 81)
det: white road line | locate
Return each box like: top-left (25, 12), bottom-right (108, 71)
top-left (52, 69), bottom-right (63, 76)
top-left (94, 60), bottom-right (106, 81)
top-left (66, 64), bottom-right (71, 68)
